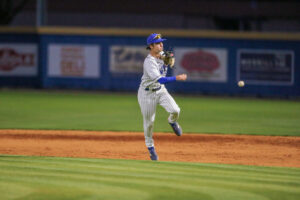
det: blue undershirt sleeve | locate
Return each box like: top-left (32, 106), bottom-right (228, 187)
top-left (158, 76), bottom-right (176, 84)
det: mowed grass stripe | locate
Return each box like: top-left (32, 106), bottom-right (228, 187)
top-left (1, 160), bottom-right (299, 187)
top-left (0, 156), bottom-right (299, 200)
top-left (1, 163), bottom-right (299, 188)
top-left (1, 156), bottom-right (300, 185)
top-left (0, 165), bottom-right (299, 195)
top-left (1, 156), bottom-right (299, 181)
top-left (0, 169), bottom-right (269, 200)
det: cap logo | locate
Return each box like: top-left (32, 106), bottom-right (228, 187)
top-left (154, 34), bottom-right (161, 40)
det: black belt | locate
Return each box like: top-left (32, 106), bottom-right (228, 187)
top-left (145, 86), bottom-right (161, 92)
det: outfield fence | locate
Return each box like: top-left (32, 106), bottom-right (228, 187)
top-left (0, 27), bottom-right (299, 97)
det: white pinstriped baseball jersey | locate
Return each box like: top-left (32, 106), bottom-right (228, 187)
top-left (138, 54), bottom-right (180, 147)
top-left (140, 54), bottom-right (167, 90)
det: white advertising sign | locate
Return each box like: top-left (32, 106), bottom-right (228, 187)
top-left (110, 46), bottom-right (148, 73)
top-left (174, 48), bottom-right (228, 82)
top-left (48, 44), bottom-right (100, 78)
top-left (0, 44), bottom-right (38, 76)
top-left (237, 49), bottom-right (294, 85)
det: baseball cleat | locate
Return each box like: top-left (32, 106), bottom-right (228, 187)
top-left (147, 147), bottom-right (158, 161)
top-left (169, 122), bottom-right (182, 136)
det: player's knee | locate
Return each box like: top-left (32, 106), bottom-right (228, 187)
top-left (173, 107), bottom-right (180, 115)
top-left (145, 123), bottom-right (153, 133)
top-left (145, 120), bottom-right (154, 129)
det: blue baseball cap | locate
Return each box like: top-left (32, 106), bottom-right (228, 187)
top-left (146, 33), bottom-right (166, 45)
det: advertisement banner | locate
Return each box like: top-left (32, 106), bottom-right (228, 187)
top-left (48, 44), bottom-right (100, 78)
top-left (174, 48), bottom-right (228, 82)
top-left (237, 49), bottom-right (294, 85)
top-left (0, 44), bottom-right (38, 76)
top-left (110, 46), bottom-right (148, 73)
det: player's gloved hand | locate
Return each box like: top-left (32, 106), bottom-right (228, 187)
top-left (176, 74), bottom-right (187, 81)
top-left (160, 51), bottom-right (175, 68)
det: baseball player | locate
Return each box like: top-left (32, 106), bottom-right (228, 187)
top-left (138, 33), bottom-right (187, 161)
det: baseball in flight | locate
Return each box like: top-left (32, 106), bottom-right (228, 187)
top-left (238, 80), bottom-right (245, 87)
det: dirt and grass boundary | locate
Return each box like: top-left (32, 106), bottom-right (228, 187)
top-left (1, 129), bottom-right (299, 168)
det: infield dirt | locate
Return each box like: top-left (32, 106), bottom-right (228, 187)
top-left (0, 130), bottom-right (299, 168)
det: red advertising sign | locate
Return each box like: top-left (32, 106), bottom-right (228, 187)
top-left (180, 50), bottom-right (220, 73)
top-left (174, 48), bottom-right (227, 82)
top-left (0, 44), bottom-right (38, 76)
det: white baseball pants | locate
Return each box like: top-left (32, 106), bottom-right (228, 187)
top-left (138, 85), bottom-right (180, 147)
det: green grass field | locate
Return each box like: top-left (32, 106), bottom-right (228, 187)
top-left (0, 155), bottom-right (299, 200)
top-left (1, 89), bottom-right (299, 199)
top-left (0, 89), bottom-right (299, 136)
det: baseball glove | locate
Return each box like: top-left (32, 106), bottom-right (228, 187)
top-left (161, 51), bottom-right (175, 68)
